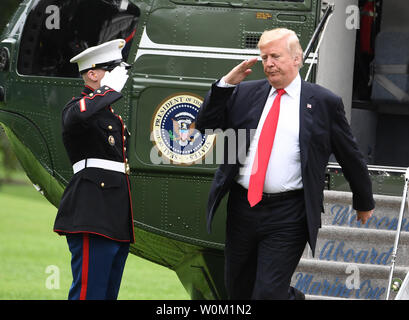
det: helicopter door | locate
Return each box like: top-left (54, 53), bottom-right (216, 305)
top-left (15, 0), bottom-right (140, 184)
top-left (18, 0), bottom-right (140, 78)
top-left (350, 0), bottom-right (409, 167)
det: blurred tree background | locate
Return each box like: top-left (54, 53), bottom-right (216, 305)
top-left (0, 0), bottom-right (23, 182)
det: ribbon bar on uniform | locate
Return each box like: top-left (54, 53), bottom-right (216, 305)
top-left (73, 158), bottom-right (126, 174)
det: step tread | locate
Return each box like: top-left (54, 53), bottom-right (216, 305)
top-left (317, 225), bottom-right (409, 241)
top-left (297, 257), bottom-right (409, 276)
top-left (305, 294), bottom-right (364, 300)
top-left (324, 189), bottom-right (405, 203)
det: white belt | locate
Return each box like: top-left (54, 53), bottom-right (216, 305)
top-left (73, 158), bottom-right (126, 174)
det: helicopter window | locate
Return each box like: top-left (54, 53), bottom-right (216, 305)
top-left (17, 0), bottom-right (140, 78)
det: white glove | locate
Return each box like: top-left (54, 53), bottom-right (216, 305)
top-left (100, 66), bottom-right (129, 93)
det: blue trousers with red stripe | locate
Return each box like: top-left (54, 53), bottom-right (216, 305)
top-left (66, 233), bottom-right (130, 300)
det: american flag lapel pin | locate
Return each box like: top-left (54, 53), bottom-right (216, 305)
top-left (307, 103), bottom-right (312, 109)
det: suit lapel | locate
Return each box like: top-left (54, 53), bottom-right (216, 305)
top-left (299, 80), bottom-right (314, 170)
top-left (243, 80), bottom-right (271, 152)
top-left (248, 79), bottom-right (271, 129)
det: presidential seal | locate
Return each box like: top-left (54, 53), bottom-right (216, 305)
top-left (151, 93), bottom-right (215, 164)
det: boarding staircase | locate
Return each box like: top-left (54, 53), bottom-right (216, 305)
top-left (291, 177), bottom-right (409, 300)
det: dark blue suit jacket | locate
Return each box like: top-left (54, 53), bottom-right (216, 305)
top-left (196, 78), bottom-right (375, 253)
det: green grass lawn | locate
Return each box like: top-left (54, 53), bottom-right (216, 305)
top-left (0, 177), bottom-right (189, 300)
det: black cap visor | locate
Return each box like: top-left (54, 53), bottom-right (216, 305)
top-left (80, 60), bottom-right (131, 74)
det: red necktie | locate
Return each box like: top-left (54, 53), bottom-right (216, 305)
top-left (248, 89), bottom-right (286, 207)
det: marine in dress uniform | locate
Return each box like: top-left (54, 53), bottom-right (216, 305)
top-left (53, 39), bottom-right (134, 300)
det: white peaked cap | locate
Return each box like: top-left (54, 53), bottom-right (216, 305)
top-left (70, 39), bottom-right (126, 72)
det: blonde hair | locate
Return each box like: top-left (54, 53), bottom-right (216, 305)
top-left (258, 28), bottom-right (303, 68)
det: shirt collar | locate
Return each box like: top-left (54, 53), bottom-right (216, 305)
top-left (269, 73), bottom-right (301, 99)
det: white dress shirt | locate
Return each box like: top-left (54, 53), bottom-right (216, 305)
top-left (219, 74), bottom-right (303, 193)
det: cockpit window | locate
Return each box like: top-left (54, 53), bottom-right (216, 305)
top-left (18, 0), bottom-right (140, 78)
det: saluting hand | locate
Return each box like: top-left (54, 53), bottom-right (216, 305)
top-left (223, 57), bottom-right (259, 85)
top-left (101, 66), bottom-right (129, 93)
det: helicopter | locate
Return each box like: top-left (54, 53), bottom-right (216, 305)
top-left (1, 0), bottom-right (408, 300)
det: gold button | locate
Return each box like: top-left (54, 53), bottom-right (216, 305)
top-left (97, 90), bottom-right (101, 93)
top-left (89, 93), bottom-right (94, 97)
top-left (124, 136), bottom-right (126, 141)
top-left (105, 87), bottom-right (109, 90)
top-left (124, 147), bottom-right (127, 151)
top-left (108, 135), bottom-right (115, 146)
top-left (125, 158), bottom-right (128, 163)
top-left (108, 125), bottom-right (113, 130)
top-left (100, 182), bottom-right (105, 187)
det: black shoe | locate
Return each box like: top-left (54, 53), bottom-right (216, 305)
top-left (295, 288), bottom-right (306, 300)
top-left (289, 286), bottom-right (305, 300)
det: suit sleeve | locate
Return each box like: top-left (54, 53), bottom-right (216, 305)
top-left (196, 81), bottom-right (236, 132)
top-left (330, 97), bottom-right (375, 211)
top-left (62, 86), bottom-right (122, 130)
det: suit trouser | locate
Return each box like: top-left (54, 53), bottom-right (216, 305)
top-left (66, 233), bottom-right (130, 300)
top-left (225, 182), bottom-right (308, 300)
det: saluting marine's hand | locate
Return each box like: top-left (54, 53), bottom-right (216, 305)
top-left (101, 66), bottom-right (129, 93)
top-left (223, 58), bottom-right (259, 85)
